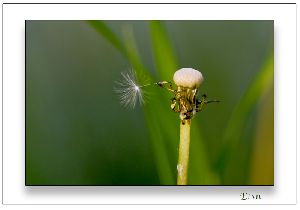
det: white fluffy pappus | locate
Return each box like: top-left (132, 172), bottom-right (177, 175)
top-left (114, 70), bottom-right (149, 109)
top-left (173, 68), bottom-right (204, 89)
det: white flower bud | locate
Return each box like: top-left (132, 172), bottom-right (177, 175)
top-left (173, 68), bottom-right (204, 89)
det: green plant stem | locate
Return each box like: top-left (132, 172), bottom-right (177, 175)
top-left (177, 119), bottom-right (191, 185)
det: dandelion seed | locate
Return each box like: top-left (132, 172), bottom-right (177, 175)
top-left (114, 70), bottom-right (149, 109)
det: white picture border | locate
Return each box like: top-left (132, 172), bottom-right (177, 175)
top-left (1, 2), bottom-right (297, 206)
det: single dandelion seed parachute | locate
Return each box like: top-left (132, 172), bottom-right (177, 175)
top-left (114, 70), bottom-right (150, 109)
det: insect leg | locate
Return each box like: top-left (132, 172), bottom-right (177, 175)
top-left (156, 81), bottom-right (175, 93)
top-left (196, 94), bottom-right (220, 112)
top-left (206, 99), bottom-right (220, 104)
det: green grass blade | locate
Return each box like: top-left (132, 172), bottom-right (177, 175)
top-left (189, 120), bottom-right (220, 185)
top-left (86, 20), bottom-right (218, 185)
top-left (121, 25), bottom-right (175, 184)
top-left (249, 86), bottom-right (274, 185)
top-left (224, 55), bottom-right (273, 144)
top-left (150, 20), bottom-right (217, 184)
top-left (149, 21), bottom-right (178, 79)
top-left (87, 21), bottom-right (174, 184)
top-left (216, 55), bottom-right (274, 183)
top-left (121, 25), bottom-right (151, 78)
top-left (86, 20), bottom-right (126, 56)
top-left (145, 107), bottom-right (175, 184)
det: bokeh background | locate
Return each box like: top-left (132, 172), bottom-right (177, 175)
top-left (26, 20), bottom-right (274, 185)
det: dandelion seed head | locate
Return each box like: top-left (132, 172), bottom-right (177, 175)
top-left (173, 68), bottom-right (204, 89)
top-left (114, 70), bottom-right (147, 109)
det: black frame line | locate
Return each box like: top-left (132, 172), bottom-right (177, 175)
top-left (1, 1), bottom-right (297, 206)
top-left (296, 4), bottom-right (298, 204)
top-left (1, 2), bottom-right (3, 206)
top-left (295, 2), bottom-right (298, 205)
top-left (1, 2), bottom-right (298, 4)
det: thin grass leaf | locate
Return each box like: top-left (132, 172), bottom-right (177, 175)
top-left (146, 108), bottom-right (175, 184)
top-left (150, 20), bottom-right (216, 184)
top-left (87, 21), bottom-right (174, 184)
top-left (86, 20), bottom-right (126, 56)
top-left (224, 55), bottom-right (274, 145)
top-left (149, 21), bottom-right (178, 79)
top-left (121, 24), bottom-right (175, 184)
top-left (189, 120), bottom-right (220, 185)
top-left (87, 20), bottom-right (218, 185)
top-left (249, 86), bottom-right (274, 185)
top-left (216, 55), bottom-right (274, 181)
top-left (121, 25), bottom-right (151, 78)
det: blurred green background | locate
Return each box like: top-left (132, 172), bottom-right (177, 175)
top-left (26, 20), bottom-right (274, 185)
